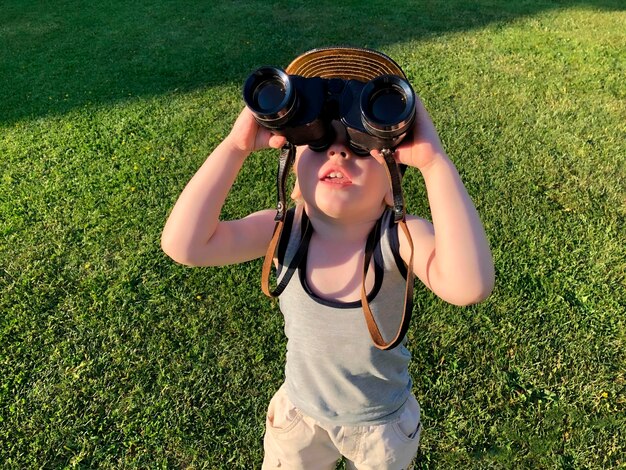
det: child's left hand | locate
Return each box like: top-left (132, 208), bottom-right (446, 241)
top-left (371, 96), bottom-right (448, 172)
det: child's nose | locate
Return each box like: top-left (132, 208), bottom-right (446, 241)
top-left (327, 139), bottom-right (351, 160)
top-left (326, 121), bottom-right (351, 159)
top-left (328, 148), bottom-right (348, 159)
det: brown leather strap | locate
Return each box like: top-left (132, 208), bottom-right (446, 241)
top-left (274, 143), bottom-right (296, 222)
top-left (261, 143), bottom-right (297, 297)
top-left (360, 218), bottom-right (414, 350)
top-left (381, 148), bottom-right (406, 222)
top-left (262, 211), bottom-right (313, 298)
top-left (361, 149), bottom-right (414, 350)
top-left (261, 219), bottom-right (284, 298)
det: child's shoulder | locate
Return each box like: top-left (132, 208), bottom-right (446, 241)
top-left (396, 213), bottom-right (436, 281)
top-left (405, 213), bottom-right (435, 236)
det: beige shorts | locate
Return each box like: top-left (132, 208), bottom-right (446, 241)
top-left (262, 385), bottom-right (422, 470)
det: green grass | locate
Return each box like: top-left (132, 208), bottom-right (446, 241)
top-left (1, 0), bottom-right (625, 468)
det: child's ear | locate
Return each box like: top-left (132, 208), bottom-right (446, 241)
top-left (291, 179), bottom-right (302, 202)
top-left (384, 186), bottom-right (394, 207)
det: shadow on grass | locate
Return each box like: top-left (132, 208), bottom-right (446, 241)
top-left (1, 0), bottom-right (623, 124)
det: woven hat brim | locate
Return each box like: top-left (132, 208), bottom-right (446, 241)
top-left (285, 47), bottom-right (406, 82)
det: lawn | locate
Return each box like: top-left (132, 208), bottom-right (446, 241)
top-left (1, 0), bottom-right (625, 468)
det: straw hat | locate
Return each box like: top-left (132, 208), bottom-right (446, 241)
top-left (285, 46), bottom-right (407, 82)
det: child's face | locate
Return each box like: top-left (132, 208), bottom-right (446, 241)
top-left (293, 121), bottom-right (392, 223)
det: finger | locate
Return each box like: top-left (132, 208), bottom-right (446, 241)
top-left (268, 134), bottom-right (287, 149)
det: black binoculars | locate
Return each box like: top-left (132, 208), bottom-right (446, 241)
top-left (243, 67), bottom-right (416, 155)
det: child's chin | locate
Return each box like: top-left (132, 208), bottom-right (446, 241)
top-left (312, 200), bottom-right (363, 220)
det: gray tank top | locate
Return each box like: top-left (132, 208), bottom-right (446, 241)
top-left (276, 206), bottom-right (413, 425)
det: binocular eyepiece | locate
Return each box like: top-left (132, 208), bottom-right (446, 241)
top-left (243, 66), bottom-right (416, 155)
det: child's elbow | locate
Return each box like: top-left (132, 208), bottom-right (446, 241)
top-left (160, 233), bottom-right (195, 266)
top-left (161, 237), bottom-right (180, 264)
top-left (463, 283), bottom-right (494, 306)
top-left (454, 270), bottom-right (495, 306)
top-left (439, 265), bottom-right (494, 306)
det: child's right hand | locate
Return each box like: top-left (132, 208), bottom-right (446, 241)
top-left (377, 97), bottom-right (447, 172)
top-left (226, 108), bottom-right (287, 154)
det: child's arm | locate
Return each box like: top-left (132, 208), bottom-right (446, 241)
top-left (161, 108), bottom-right (286, 266)
top-left (378, 98), bottom-right (495, 306)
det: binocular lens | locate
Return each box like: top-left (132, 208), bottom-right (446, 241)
top-left (369, 87), bottom-right (407, 124)
top-left (361, 75), bottom-right (415, 139)
top-left (253, 79), bottom-right (287, 112)
top-left (243, 67), bottom-right (295, 127)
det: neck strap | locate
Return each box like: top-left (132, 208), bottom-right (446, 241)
top-left (260, 145), bottom-right (415, 350)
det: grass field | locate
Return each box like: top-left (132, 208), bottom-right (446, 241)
top-left (1, 0), bottom-right (625, 468)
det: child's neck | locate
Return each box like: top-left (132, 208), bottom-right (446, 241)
top-left (301, 203), bottom-right (386, 303)
top-left (303, 203), bottom-right (386, 243)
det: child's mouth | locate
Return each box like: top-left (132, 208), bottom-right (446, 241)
top-left (320, 168), bottom-right (353, 186)
top-left (322, 173), bottom-right (352, 186)
top-left (324, 172), bottom-right (349, 182)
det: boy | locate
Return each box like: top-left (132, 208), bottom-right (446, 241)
top-left (162, 47), bottom-right (495, 469)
